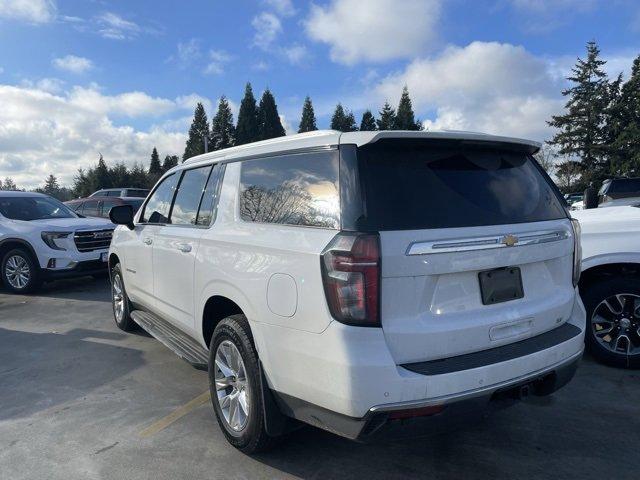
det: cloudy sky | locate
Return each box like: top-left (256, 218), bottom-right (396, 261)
top-left (0, 0), bottom-right (638, 188)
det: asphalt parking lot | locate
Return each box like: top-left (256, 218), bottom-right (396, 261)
top-left (1, 278), bottom-right (638, 480)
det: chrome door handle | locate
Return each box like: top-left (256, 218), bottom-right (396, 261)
top-left (143, 237), bottom-right (153, 245)
top-left (176, 243), bottom-right (192, 253)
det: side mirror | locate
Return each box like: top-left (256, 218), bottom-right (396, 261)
top-left (583, 187), bottom-right (598, 210)
top-left (109, 205), bottom-right (135, 230)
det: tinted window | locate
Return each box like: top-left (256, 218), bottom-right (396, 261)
top-left (607, 178), bottom-right (640, 194)
top-left (122, 199), bottom-right (144, 212)
top-left (0, 196), bottom-right (76, 220)
top-left (125, 189), bottom-right (149, 198)
top-left (141, 174), bottom-right (179, 223)
top-left (170, 166), bottom-right (212, 225)
top-left (357, 140), bottom-right (566, 231)
top-left (240, 151), bottom-right (340, 228)
top-left (196, 165), bottom-right (225, 226)
top-left (106, 190), bottom-right (121, 197)
top-left (101, 200), bottom-right (119, 218)
top-left (83, 200), bottom-right (101, 217)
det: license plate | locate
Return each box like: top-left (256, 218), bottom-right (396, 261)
top-left (478, 267), bottom-right (524, 305)
top-left (100, 252), bottom-right (108, 262)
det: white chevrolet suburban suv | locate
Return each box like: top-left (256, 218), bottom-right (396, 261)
top-left (0, 191), bottom-right (113, 293)
top-left (107, 130), bottom-right (586, 453)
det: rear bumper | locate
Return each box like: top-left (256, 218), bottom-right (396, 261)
top-left (273, 350), bottom-right (582, 441)
top-left (42, 259), bottom-right (108, 280)
top-left (257, 294), bottom-right (586, 433)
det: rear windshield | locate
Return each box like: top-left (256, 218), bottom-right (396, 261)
top-left (356, 141), bottom-right (566, 230)
top-left (125, 189), bottom-right (149, 198)
top-left (604, 178), bottom-right (640, 194)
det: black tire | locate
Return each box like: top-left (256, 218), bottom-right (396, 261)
top-left (1, 248), bottom-right (42, 294)
top-left (110, 263), bottom-right (137, 332)
top-left (582, 275), bottom-right (640, 369)
top-left (208, 314), bottom-right (279, 453)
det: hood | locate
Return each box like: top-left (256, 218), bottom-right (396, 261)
top-left (21, 217), bottom-right (113, 231)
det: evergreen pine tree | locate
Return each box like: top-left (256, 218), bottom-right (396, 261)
top-left (376, 101), bottom-right (396, 130)
top-left (211, 96), bottom-right (236, 151)
top-left (298, 96), bottom-right (318, 133)
top-left (110, 163), bottom-right (130, 187)
top-left (183, 102), bottom-right (210, 161)
top-left (149, 147), bottom-right (162, 177)
top-left (162, 155), bottom-right (179, 172)
top-left (2, 177), bottom-right (17, 191)
top-left (257, 89), bottom-right (286, 140)
top-left (609, 56), bottom-right (640, 176)
top-left (394, 86), bottom-right (422, 130)
top-left (359, 110), bottom-right (377, 131)
top-left (43, 174), bottom-right (60, 197)
top-left (547, 41), bottom-right (611, 183)
top-left (236, 83), bottom-right (259, 145)
top-left (94, 154), bottom-right (112, 190)
top-left (129, 163), bottom-right (150, 188)
top-left (330, 103), bottom-right (347, 131)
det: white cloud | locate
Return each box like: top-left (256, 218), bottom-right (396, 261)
top-left (0, 0), bottom-right (56, 24)
top-left (507, 0), bottom-right (598, 33)
top-left (0, 84), bottom-right (188, 188)
top-left (52, 55), bottom-right (93, 74)
top-left (282, 44), bottom-right (308, 65)
top-left (263, 0), bottom-right (296, 17)
top-left (204, 50), bottom-right (231, 75)
top-left (67, 87), bottom-right (177, 117)
top-left (21, 77), bottom-right (65, 94)
top-left (363, 41), bottom-right (563, 141)
top-left (96, 12), bottom-right (141, 40)
top-left (252, 12), bottom-right (282, 49)
top-left (168, 38), bottom-right (202, 69)
top-left (252, 60), bottom-right (269, 71)
top-left (305, 0), bottom-right (441, 65)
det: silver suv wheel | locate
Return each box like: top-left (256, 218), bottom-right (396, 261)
top-left (5, 254), bottom-right (31, 289)
top-left (112, 273), bottom-right (125, 322)
top-left (214, 340), bottom-right (250, 432)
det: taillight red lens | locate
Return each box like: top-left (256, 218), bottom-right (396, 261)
top-left (321, 233), bottom-right (380, 327)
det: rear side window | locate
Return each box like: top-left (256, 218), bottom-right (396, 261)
top-left (607, 178), bottom-right (640, 194)
top-left (196, 165), bottom-right (225, 226)
top-left (170, 166), bottom-right (212, 225)
top-left (83, 200), bottom-right (100, 217)
top-left (126, 189), bottom-right (149, 198)
top-left (101, 200), bottom-right (118, 218)
top-left (141, 174), bottom-right (179, 223)
top-left (239, 151), bottom-right (340, 229)
top-left (356, 140), bottom-right (566, 231)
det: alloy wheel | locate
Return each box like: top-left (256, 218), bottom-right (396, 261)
top-left (112, 274), bottom-right (125, 321)
top-left (591, 293), bottom-right (640, 356)
top-left (5, 254), bottom-right (31, 290)
top-left (214, 340), bottom-right (250, 432)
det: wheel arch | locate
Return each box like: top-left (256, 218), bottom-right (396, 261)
top-left (579, 261), bottom-right (640, 292)
top-left (0, 238), bottom-right (40, 265)
top-left (202, 295), bottom-right (246, 349)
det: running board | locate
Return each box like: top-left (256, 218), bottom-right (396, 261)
top-left (130, 310), bottom-right (209, 370)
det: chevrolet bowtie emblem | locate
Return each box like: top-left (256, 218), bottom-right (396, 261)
top-left (501, 234), bottom-right (519, 247)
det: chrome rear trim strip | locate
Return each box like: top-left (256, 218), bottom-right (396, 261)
top-left (406, 229), bottom-right (570, 255)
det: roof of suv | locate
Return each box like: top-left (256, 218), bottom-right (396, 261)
top-left (180, 129), bottom-right (541, 170)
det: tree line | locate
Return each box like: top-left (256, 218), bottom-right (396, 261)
top-left (2, 41), bottom-right (640, 199)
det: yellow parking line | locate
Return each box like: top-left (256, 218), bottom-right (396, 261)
top-left (139, 391), bottom-right (211, 438)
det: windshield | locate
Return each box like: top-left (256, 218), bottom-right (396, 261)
top-left (0, 196), bottom-right (77, 221)
top-left (356, 140), bottom-right (566, 230)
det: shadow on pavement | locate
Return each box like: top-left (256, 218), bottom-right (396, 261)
top-left (0, 326), bottom-right (144, 421)
top-left (0, 276), bottom-right (111, 302)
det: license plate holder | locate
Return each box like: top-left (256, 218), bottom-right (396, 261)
top-left (478, 267), bottom-right (524, 305)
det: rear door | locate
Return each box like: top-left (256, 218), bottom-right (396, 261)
top-left (354, 140), bottom-right (574, 364)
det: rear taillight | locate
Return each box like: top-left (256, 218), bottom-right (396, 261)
top-left (321, 232), bottom-right (380, 327)
top-left (571, 218), bottom-right (582, 287)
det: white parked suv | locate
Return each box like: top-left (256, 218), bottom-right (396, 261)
top-left (573, 205), bottom-right (640, 368)
top-left (107, 130), bottom-right (586, 452)
top-left (0, 191), bottom-right (114, 293)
